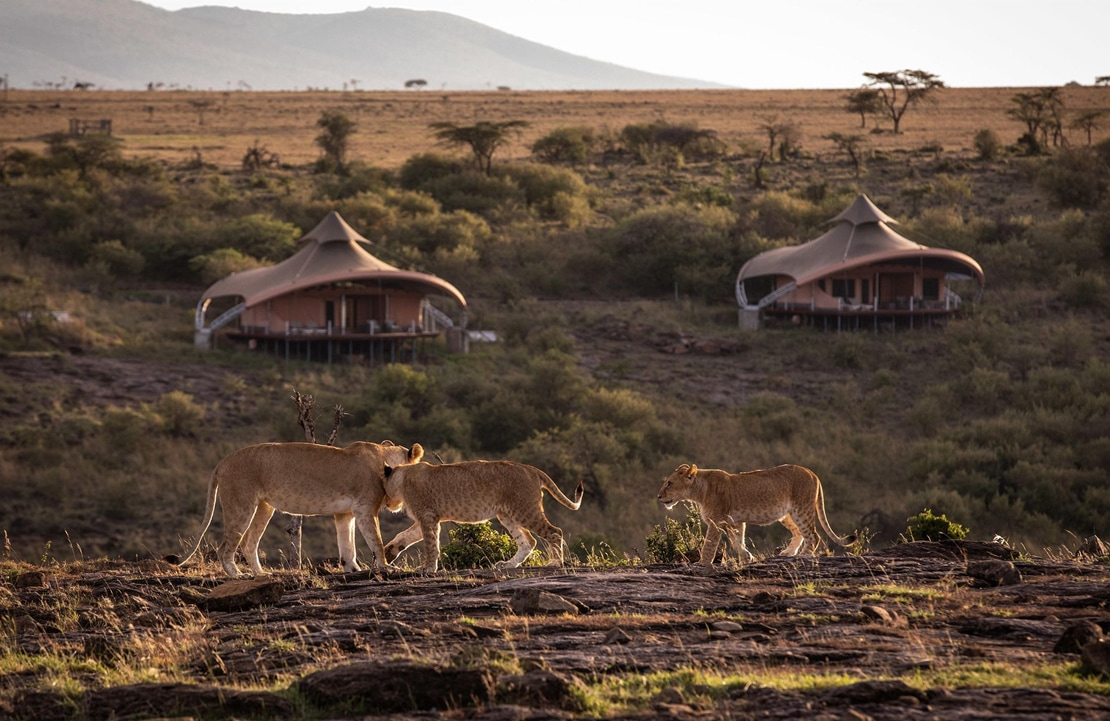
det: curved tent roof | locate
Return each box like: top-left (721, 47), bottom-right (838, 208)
top-left (736, 194), bottom-right (984, 290)
top-left (199, 211), bottom-right (467, 310)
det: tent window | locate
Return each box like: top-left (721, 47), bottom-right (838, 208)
top-left (861, 279), bottom-right (871, 304)
top-left (831, 279), bottom-right (855, 300)
top-left (922, 278), bottom-right (939, 300)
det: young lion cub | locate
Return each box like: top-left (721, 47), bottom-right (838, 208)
top-left (657, 463), bottom-right (856, 565)
top-left (382, 460), bottom-right (584, 572)
top-left (175, 440), bottom-right (423, 578)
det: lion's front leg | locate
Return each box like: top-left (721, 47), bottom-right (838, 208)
top-left (723, 520), bottom-right (754, 563)
top-left (354, 512), bottom-right (389, 570)
top-left (420, 518), bottom-right (442, 573)
top-left (333, 513), bottom-right (358, 572)
top-left (384, 521), bottom-right (424, 564)
top-left (698, 523), bottom-right (724, 565)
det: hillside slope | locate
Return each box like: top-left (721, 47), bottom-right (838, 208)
top-left (1, 0), bottom-right (720, 91)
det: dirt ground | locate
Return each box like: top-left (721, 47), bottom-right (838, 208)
top-left (4, 540), bottom-right (1110, 720)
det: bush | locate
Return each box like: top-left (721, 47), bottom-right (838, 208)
top-left (1058, 270), bottom-right (1108, 308)
top-left (645, 505), bottom-right (704, 563)
top-left (155, 391), bottom-right (206, 438)
top-left (439, 522), bottom-right (516, 569)
top-left (1037, 148), bottom-right (1108, 209)
top-left (973, 129), bottom-right (1002, 160)
top-left (531, 126), bottom-right (596, 164)
top-left (901, 508), bottom-right (969, 542)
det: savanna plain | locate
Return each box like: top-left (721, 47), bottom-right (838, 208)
top-left (2, 84), bottom-right (1110, 719)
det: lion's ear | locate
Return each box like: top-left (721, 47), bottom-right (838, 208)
top-left (410, 443), bottom-right (424, 462)
top-left (384, 464), bottom-right (393, 478)
top-left (688, 464), bottom-right (698, 477)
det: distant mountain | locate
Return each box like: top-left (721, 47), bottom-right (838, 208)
top-left (1, 0), bottom-right (723, 91)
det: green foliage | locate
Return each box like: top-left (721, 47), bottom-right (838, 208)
top-left (188, 248), bottom-right (264, 285)
top-left (314, 110), bottom-right (356, 170)
top-left (973, 129), bottom-right (1003, 160)
top-left (607, 204), bottom-right (738, 300)
top-left (620, 121), bottom-right (726, 162)
top-left (439, 522), bottom-right (516, 569)
top-left (531, 126), bottom-right (597, 164)
top-left (902, 508), bottom-right (969, 542)
top-left (645, 505), bottom-right (704, 563)
top-left (153, 391), bottom-right (206, 438)
top-left (1037, 148), bottom-right (1109, 209)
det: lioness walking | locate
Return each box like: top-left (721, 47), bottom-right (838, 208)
top-left (382, 459), bottom-right (584, 572)
top-left (657, 463), bottom-right (856, 565)
top-left (176, 440), bottom-right (423, 577)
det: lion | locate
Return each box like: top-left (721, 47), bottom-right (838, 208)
top-left (175, 440), bottom-right (424, 578)
top-left (656, 463), bottom-right (856, 565)
top-left (381, 460), bottom-right (584, 572)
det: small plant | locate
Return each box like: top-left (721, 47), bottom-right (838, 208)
top-left (973, 128), bottom-right (1002, 160)
top-left (439, 522), bottom-right (515, 569)
top-left (644, 504), bottom-right (703, 563)
top-left (902, 508), bottom-right (969, 542)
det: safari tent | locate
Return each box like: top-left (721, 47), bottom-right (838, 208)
top-left (194, 211), bottom-right (467, 362)
top-left (735, 194), bottom-right (984, 330)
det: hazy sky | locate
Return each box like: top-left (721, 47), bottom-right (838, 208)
top-left (144, 1), bottom-right (1107, 89)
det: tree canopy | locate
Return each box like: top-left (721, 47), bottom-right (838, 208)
top-left (428, 120), bottom-right (529, 175)
top-left (864, 69), bottom-right (945, 134)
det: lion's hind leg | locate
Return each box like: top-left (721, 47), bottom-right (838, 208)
top-left (499, 517), bottom-right (538, 568)
top-left (778, 514), bottom-right (808, 556)
top-left (238, 501), bottom-right (276, 576)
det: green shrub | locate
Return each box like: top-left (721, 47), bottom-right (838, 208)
top-left (440, 522), bottom-right (516, 569)
top-left (902, 508), bottom-right (969, 542)
top-left (1058, 270), bottom-right (1107, 308)
top-left (973, 129), bottom-right (1002, 160)
top-left (531, 126), bottom-right (596, 164)
top-left (1036, 148), bottom-right (1108, 209)
top-left (154, 391), bottom-right (206, 438)
top-left (645, 505), bottom-right (704, 563)
top-left (398, 152), bottom-right (465, 190)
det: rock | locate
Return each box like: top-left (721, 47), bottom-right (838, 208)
top-left (710, 620), bottom-right (744, 633)
top-left (199, 578), bottom-right (284, 612)
top-left (825, 680), bottom-right (926, 704)
top-left (509, 588), bottom-right (579, 615)
top-left (604, 626), bottom-right (633, 644)
top-left (860, 605), bottom-right (902, 626)
top-left (499, 669), bottom-right (586, 710)
top-left (1080, 638), bottom-right (1110, 678)
top-left (966, 559), bottom-right (1022, 587)
top-left (13, 571), bottom-right (48, 588)
top-left (1055, 621), bottom-right (1104, 654)
top-left (82, 682), bottom-right (293, 721)
top-left (298, 660), bottom-right (494, 712)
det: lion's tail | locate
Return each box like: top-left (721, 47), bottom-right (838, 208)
top-left (171, 469), bottom-right (220, 568)
top-left (816, 479), bottom-right (857, 547)
top-left (542, 472), bottom-right (584, 511)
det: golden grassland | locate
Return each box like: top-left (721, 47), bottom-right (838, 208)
top-left (3, 86), bottom-right (1110, 169)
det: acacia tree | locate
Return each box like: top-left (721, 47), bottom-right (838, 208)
top-left (1070, 110), bottom-right (1103, 146)
top-left (429, 120), bottom-right (529, 175)
top-left (1007, 88), bottom-right (1064, 154)
top-left (315, 110), bottom-right (356, 171)
top-left (844, 87), bottom-right (882, 128)
top-left (826, 132), bottom-right (867, 177)
top-left (864, 69), bottom-right (945, 134)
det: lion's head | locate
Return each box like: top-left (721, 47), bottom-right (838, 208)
top-left (656, 464), bottom-right (698, 509)
top-left (380, 441), bottom-right (424, 468)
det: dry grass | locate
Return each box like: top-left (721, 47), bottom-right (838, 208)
top-left (3, 86), bottom-right (1109, 170)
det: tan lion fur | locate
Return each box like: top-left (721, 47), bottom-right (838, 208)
top-left (176, 440), bottom-right (423, 577)
top-left (656, 463), bottom-right (856, 565)
top-left (382, 460), bottom-right (584, 572)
